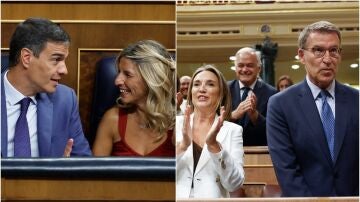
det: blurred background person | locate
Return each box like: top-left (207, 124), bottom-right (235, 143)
top-left (92, 40), bottom-right (176, 157)
top-left (178, 75), bottom-right (191, 114)
top-left (176, 65), bottom-right (244, 198)
top-left (228, 47), bottom-right (277, 146)
top-left (177, 75), bottom-right (184, 115)
top-left (276, 75), bottom-right (294, 92)
top-left (1, 17), bottom-right (91, 157)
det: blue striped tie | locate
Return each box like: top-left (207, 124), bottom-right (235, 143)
top-left (14, 97), bottom-right (32, 157)
top-left (319, 90), bottom-right (335, 161)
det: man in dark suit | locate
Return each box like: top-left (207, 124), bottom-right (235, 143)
top-left (1, 18), bottom-right (91, 157)
top-left (228, 47), bottom-right (277, 146)
top-left (267, 21), bottom-right (359, 196)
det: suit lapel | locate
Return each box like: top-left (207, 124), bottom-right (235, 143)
top-left (194, 145), bottom-right (210, 175)
top-left (36, 93), bottom-right (53, 156)
top-left (231, 80), bottom-right (241, 111)
top-left (298, 81), bottom-right (333, 165)
top-left (332, 82), bottom-right (348, 163)
top-left (1, 73), bottom-right (8, 157)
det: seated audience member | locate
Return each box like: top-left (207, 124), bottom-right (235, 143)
top-left (267, 21), bottom-right (359, 196)
top-left (176, 65), bottom-right (244, 198)
top-left (228, 47), bottom-right (277, 146)
top-left (176, 75), bottom-right (184, 115)
top-left (1, 17), bottom-right (91, 157)
top-left (178, 75), bottom-right (191, 114)
top-left (276, 75), bottom-right (293, 92)
top-left (92, 40), bottom-right (176, 157)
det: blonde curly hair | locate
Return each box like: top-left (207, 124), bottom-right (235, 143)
top-left (116, 40), bottom-right (176, 134)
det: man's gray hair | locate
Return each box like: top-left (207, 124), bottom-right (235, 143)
top-left (235, 47), bottom-right (262, 67)
top-left (298, 21), bottom-right (341, 49)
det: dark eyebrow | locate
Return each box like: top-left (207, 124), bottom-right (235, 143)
top-left (193, 79), bottom-right (216, 83)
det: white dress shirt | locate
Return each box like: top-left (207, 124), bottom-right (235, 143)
top-left (238, 79), bottom-right (257, 98)
top-left (4, 70), bottom-right (39, 157)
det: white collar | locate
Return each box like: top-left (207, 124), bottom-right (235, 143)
top-left (238, 79), bottom-right (257, 90)
top-left (3, 70), bottom-right (36, 105)
top-left (306, 75), bottom-right (335, 100)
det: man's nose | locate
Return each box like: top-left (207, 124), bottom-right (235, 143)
top-left (322, 51), bottom-right (332, 64)
top-left (58, 62), bottom-right (68, 75)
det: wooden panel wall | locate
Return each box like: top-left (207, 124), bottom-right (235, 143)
top-left (1, 2), bottom-right (175, 21)
top-left (1, 1), bottom-right (176, 146)
top-left (2, 178), bottom-right (175, 201)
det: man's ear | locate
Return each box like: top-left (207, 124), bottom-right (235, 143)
top-left (298, 48), bottom-right (305, 64)
top-left (20, 48), bottom-right (32, 68)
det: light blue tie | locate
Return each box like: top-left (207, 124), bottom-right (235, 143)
top-left (319, 90), bottom-right (335, 161)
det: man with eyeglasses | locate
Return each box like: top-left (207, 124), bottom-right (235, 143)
top-left (1, 18), bottom-right (91, 157)
top-left (267, 21), bottom-right (358, 196)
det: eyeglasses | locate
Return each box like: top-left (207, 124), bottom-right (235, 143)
top-left (302, 47), bottom-right (342, 58)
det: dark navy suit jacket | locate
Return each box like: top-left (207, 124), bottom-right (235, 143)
top-left (228, 79), bottom-right (277, 146)
top-left (267, 80), bottom-right (359, 196)
top-left (1, 73), bottom-right (92, 157)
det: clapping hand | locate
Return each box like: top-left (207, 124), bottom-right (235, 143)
top-left (206, 106), bottom-right (225, 153)
top-left (247, 92), bottom-right (259, 124)
top-left (232, 96), bottom-right (252, 120)
top-left (176, 92), bottom-right (183, 110)
top-left (177, 105), bottom-right (192, 154)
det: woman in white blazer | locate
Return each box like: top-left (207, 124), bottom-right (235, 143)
top-left (176, 65), bottom-right (245, 198)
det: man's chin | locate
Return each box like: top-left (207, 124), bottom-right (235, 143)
top-left (240, 78), bottom-right (255, 86)
top-left (44, 85), bottom-right (57, 94)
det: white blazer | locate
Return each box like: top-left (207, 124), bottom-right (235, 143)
top-left (176, 114), bottom-right (245, 198)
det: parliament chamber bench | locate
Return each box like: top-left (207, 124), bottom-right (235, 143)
top-left (177, 197), bottom-right (359, 202)
top-left (230, 146), bottom-right (280, 197)
top-left (1, 157), bottom-right (175, 201)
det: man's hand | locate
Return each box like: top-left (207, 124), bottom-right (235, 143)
top-left (63, 138), bottom-right (73, 157)
top-left (247, 92), bottom-right (259, 125)
top-left (176, 92), bottom-right (183, 110)
top-left (231, 97), bottom-right (252, 120)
